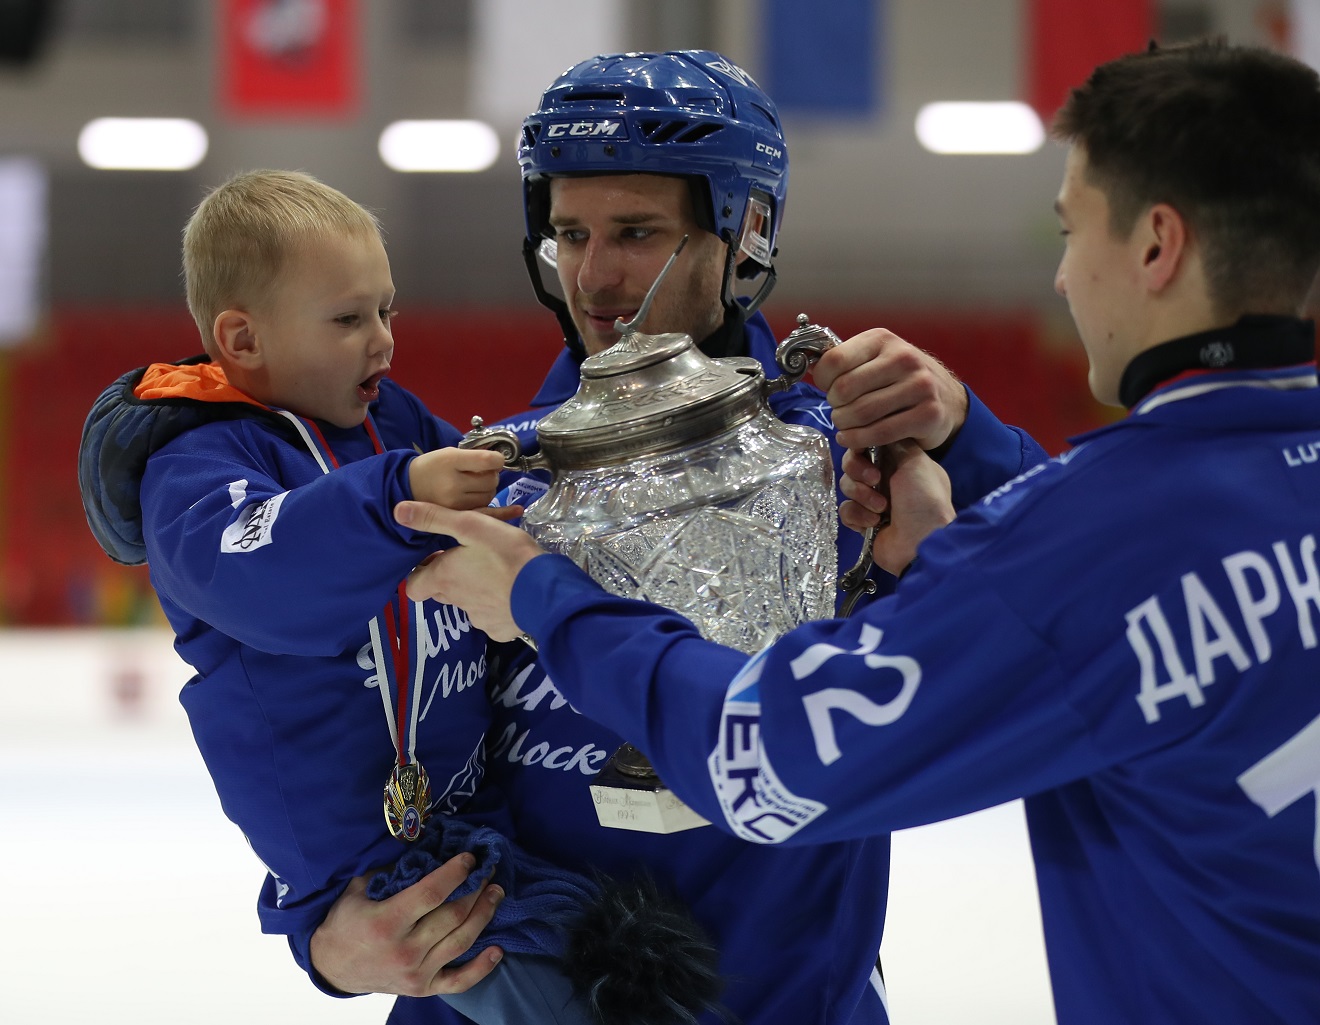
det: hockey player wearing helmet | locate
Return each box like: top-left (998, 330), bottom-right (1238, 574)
top-left (518, 50), bottom-right (789, 359)
top-left (309, 51), bottom-right (1045, 1025)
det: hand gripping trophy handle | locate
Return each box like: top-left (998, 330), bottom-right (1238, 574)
top-left (774, 314), bottom-right (885, 616)
top-left (458, 417), bottom-right (542, 473)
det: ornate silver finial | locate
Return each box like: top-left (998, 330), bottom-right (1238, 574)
top-left (772, 313), bottom-right (843, 387)
top-left (457, 415), bottom-right (526, 468)
top-left (614, 235), bottom-right (689, 339)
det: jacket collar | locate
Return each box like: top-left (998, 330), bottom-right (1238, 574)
top-left (1118, 315), bottom-right (1315, 410)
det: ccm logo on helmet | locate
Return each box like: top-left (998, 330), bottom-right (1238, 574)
top-left (544, 119), bottom-right (627, 139)
top-left (756, 141), bottom-right (783, 160)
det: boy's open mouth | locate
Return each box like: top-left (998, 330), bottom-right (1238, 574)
top-left (357, 371), bottom-right (386, 403)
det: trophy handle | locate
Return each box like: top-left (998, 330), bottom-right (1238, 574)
top-left (458, 416), bottom-right (548, 472)
top-left (769, 313), bottom-right (843, 392)
top-left (771, 314), bottom-right (889, 616)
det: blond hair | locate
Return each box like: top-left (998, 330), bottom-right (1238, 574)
top-left (182, 169), bottom-right (383, 355)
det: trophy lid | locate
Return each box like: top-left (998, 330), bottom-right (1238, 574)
top-left (535, 330), bottom-right (766, 469)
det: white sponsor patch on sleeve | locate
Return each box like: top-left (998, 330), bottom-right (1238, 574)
top-left (707, 648), bottom-right (827, 843)
top-left (221, 492), bottom-right (289, 554)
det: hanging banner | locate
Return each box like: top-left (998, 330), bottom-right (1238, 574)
top-left (471, 0), bottom-right (624, 130)
top-left (764, 0), bottom-right (879, 118)
top-left (1026, 0), bottom-right (1153, 125)
top-left (220, 0), bottom-right (358, 119)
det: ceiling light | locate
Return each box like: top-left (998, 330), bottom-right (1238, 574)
top-left (378, 120), bottom-right (500, 173)
top-left (915, 102), bottom-right (1045, 155)
top-left (78, 118), bottom-right (208, 171)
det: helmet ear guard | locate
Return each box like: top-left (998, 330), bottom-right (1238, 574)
top-left (720, 194), bottom-right (778, 312)
top-left (518, 51), bottom-right (788, 348)
top-left (522, 236), bottom-right (584, 358)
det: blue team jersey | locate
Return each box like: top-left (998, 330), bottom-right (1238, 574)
top-left (81, 364), bottom-right (496, 945)
top-left (404, 310), bottom-right (1045, 1025)
top-left (510, 319), bottom-right (1320, 1025)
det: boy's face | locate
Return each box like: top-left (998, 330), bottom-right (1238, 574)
top-left (251, 231), bottom-right (396, 428)
top-left (548, 174), bottom-right (727, 355)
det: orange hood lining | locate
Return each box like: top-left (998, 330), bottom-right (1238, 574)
top-left (133, 361), bottom-right (266, 408)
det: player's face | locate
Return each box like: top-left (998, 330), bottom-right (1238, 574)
top-left (1053, 147), bottom-right (1145, 407)
top-left (251, 232), bottom-right (396, 428)
top-left (548, 174), bottom-right (727, 355)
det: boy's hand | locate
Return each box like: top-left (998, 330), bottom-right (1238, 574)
top-left (408, 448), bottom-right (505, 511)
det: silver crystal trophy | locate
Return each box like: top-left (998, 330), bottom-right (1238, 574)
top-left (463, 245), bottom-right (847, 832)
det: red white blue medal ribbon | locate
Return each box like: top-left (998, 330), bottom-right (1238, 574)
top-left (279, 411), bottom-right (431, 842)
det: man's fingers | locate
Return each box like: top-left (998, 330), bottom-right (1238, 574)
top-left (397, 500), bottom-right (533, 548)
top-left (396, 500), bottom-right (477, 540)
top-left (407, 860), bottom-right (506, 995)
top-left (840, 472), bottom-right (889, 515)
top-left (405, 558), bottom-right (448, 602)
top-left (430, 946), bottom-right (505, 996)
top-left (389, 856), bottom-right (496, 983)
top-left (840, 499), bottom-right (885, 535)
top-left (417, 883), bottom-right (505, 988)
top-left (841, 448), bottom-right (883, 488)
top-left (360, 854), bottom-right (472, 942)
top-left (411, 852), bottom-right (478, 906)
top-left (812, 328), bottom-right (892, 391)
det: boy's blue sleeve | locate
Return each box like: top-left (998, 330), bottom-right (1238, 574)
top-left (141, 423), bottom-right (445, 655)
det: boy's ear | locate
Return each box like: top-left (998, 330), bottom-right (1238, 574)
top-left (213, 309), bottom-right (262, 367)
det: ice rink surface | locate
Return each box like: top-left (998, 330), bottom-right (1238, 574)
top-left (0, 628), bottom-right (1055, 1024)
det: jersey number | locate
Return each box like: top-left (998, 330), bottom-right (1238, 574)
top-left (1237, 710), bottom-right (1320, 876)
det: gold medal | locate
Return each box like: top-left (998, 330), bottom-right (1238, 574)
top-left (383, 761), bottom-right (431, 841)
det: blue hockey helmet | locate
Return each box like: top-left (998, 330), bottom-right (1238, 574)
top-left (519, 51), bottom-right (789, 343)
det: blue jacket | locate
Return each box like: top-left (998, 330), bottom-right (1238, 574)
top-left (79, 360), bottom-right (497, 967)
top-left (507, 317), bottom-right (1320, 1025)
top-left (404, 311), bottom-right (1045, 1025)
